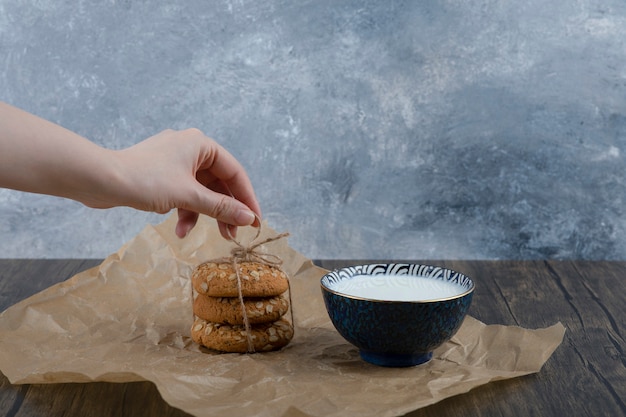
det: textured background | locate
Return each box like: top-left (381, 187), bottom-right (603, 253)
top-left (1, 0), bottom-right (625, 260)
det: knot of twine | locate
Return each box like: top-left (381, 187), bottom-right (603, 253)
top-left (228, 229), bottom-right (290, 268)
top-left (226, 223), bottom-right (290, 353)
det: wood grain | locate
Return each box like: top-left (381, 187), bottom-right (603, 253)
top-left (1, 259), bottom-right (624, 417)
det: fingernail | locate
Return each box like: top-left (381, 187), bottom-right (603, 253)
top-left (235, 209), bottom-right (256, 226)
top-left (175, 223), bottom-right (190, 238)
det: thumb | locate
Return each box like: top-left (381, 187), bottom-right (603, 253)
top-left (186, 183), bottom-right (257, 227)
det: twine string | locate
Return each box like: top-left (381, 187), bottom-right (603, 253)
top-left (226, 221), bottom-right (290, 353)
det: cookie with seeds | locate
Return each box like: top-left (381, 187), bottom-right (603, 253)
top-left (192, 261), bottom-right (289, 297)
top-left (190, 317), bottom-right (294, 353)
top-left (193, 293), bottom-right (289, 325)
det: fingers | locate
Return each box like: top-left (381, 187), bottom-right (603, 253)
top-left (218, 221), bottom-right (238, 241)
top-left (201, 184), bottom-right (256, 225)
top-left (175, 208), bottom-right (199, 238)
top-left (176, 208), bottom-right (244, 240)
top-left (195, 138), bottom-right (262, 220)
top-left (204, 178), bottom-right (261, 227)
top-left (177, 181), bottom-right (256, 237)
top-left (177, 207), bottom-right (247, 240)
top-left (184, 134), bottom-right (261, 236)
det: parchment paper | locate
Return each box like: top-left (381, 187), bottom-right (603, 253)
top-left (0, 214), bottom-right (565, 417)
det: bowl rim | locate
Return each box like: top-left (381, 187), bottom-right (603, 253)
top-left (320, 263), bottom-right (475, 303)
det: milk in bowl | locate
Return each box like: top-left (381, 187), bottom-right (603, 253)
top-left (330, 273), bottom-right (468, 302)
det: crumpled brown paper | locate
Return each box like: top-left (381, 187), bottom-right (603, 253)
top-left (0, 214), bottom-right (565, 417)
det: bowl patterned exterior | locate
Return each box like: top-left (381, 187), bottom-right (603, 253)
top-left (320, 263), bottom-right (474, 367)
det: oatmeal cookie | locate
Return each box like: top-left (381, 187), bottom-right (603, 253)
top-left (190, 317), bottom-right (294, 353)
top-left (191, 261), bottom-right (289, 297)
top-left (193, 293), bottom-right (289, 325)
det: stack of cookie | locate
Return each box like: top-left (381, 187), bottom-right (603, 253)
top-left (190, 261), bottom-right (294, 353)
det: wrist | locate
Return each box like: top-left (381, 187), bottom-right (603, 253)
top-left (67, 147), bottom-right (129, 209)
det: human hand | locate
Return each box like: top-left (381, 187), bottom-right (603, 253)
top-left (106, 128), bottom-right (261, 239)
top-left (0, 103), bottom-right (259, 239)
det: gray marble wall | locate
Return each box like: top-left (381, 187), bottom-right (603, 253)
top-left (1, 0), bottom-right (625, 260)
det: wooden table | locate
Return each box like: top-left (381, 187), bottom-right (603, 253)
top-left (0, 259), bottom-right (624, 417)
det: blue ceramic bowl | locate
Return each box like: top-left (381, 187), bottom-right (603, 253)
top-left (321, 263), bottom-right (474, 367)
